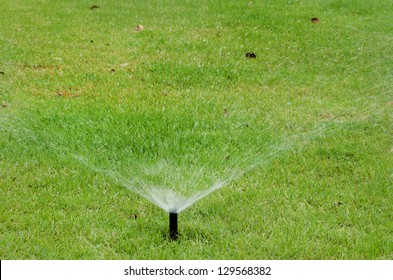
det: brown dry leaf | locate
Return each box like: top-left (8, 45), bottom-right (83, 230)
top-left (135, 25), bottom-right (144, 31)
top-left (57, 91), bottom-right (79, 98)
top-left (245, 52), bottom-right (256, 58)
top-left (311, 17), bottom-right (320, 23)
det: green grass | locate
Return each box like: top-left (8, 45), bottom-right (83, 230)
top-left (1, 0), bottom-right (392, 259)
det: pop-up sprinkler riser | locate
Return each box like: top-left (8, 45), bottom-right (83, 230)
top-left (169, 212), bottom-right (178, 240)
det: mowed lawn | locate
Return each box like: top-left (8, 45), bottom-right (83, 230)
top-left (0, 0), bottom-right (392, 259)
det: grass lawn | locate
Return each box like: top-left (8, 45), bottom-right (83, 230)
top-left (0, 0), bottom-right (392, 259)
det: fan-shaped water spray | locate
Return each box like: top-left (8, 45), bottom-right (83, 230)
top-left (71, 122), bottom-right (330, 240)
top-left (1, 102), bottom-right (340, 240)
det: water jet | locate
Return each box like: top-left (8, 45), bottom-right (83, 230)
top-left (71, 123), bottom-right (332, 240)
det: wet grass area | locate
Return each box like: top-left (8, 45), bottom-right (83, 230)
top-left (1, 0), bottom-right (392, 259)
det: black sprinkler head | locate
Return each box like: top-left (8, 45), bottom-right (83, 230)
top-left (169, 212), bottom-right (178, 240)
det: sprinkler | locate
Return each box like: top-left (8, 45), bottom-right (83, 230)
top-left (169, 212), bottom-right (178, 240)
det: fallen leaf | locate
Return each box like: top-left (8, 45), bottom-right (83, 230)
top-left (2, 101), bottom-right (8, 108)
top-left (245, 52), bottom-right (256, 58)
top-left (311, 17), bottom-right (320, 23)
top-left (90, 5), bottom-right (100, 10)
top-left (135, 25), bottom-right (144, 31)
top-left (57, 91), bottom-right (79, 98)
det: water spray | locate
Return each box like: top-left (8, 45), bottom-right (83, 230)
top-left (4, 113), bottom-right (347, 241)
top-left (169, 212), bottom-right (178, 240)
